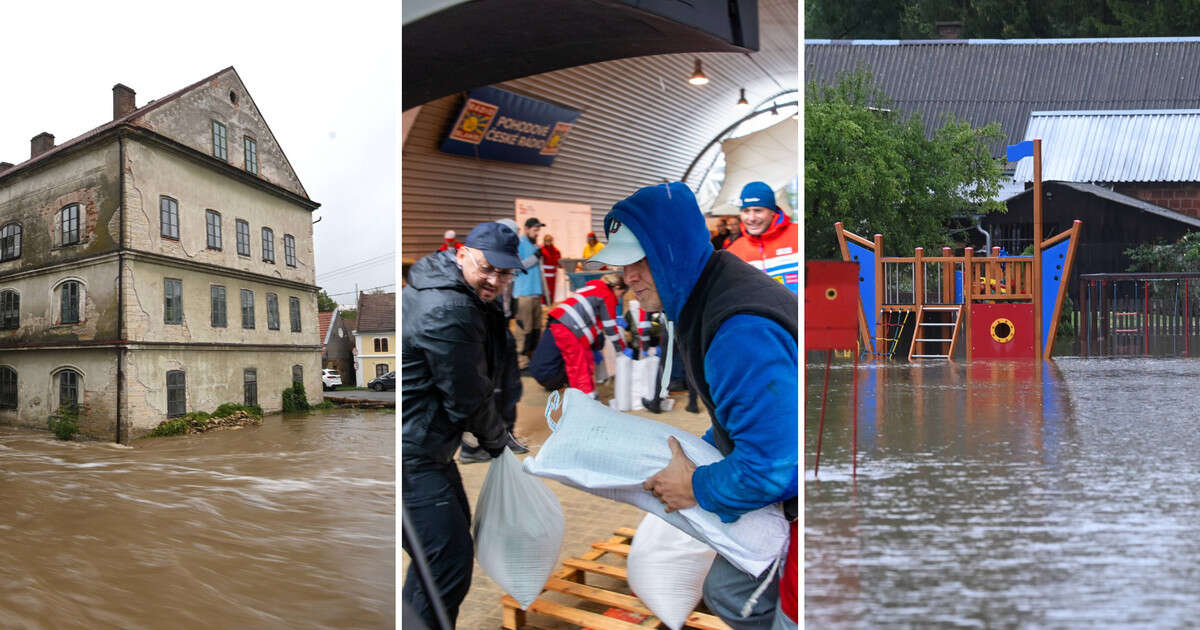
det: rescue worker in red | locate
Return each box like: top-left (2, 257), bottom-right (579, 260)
top-left (540, 234), bottom-right (562, 303)
top-left (527, 273), bottom-right (627, 397)
top-left (725, 181), bottom-right (799, 293)
top-left (437, 229), bottom-right (463, 252)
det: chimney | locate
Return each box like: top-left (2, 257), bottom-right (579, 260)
top-left (31, 133), bottom-right (55, 159)
top-left (936, 21), bottom-right (964, 39)
top-left (113, 83), bottom-right (137, 119)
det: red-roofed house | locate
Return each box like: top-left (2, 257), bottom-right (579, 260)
top-left (319, 310), bottom-right (355, 385)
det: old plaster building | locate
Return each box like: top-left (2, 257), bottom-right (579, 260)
top-left (0, 67), bottom-right (322, 442)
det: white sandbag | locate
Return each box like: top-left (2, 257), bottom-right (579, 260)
top-left (628, 513), bottom-right (716, 630)
top-left (523, 388), bottom-right (788, 576)
top-left (614, 353), bottom-right (633, 411)
top-left (472, 448), bottom-right (565, 609)
top-left (630, 356), bottom-right (648, 411)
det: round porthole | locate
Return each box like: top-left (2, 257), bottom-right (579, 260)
top-left (825, 287), bottom-right (838, 300)
top-left (990, 318), bottom-right (1015, 343)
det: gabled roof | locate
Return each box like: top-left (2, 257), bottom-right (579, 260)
top-left (356, 292), bottom-right (396, 333)
top-left (319, 311), bottom-right (335, 345)
top-left (805, 38), bottom-right (1200, 151)
top-left (1, 67), bottom-right (309, 201)
top-left (1008, 181), bottom-right (1200, 230)
top-left (1013, 110), bottom-right (1200, 184)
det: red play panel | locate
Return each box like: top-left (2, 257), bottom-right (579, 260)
top-left (970, 303), bottom-right (1035, 359)
top-left (805, 261), bottom-right (859, 351)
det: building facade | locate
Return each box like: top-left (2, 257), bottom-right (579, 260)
top-left (353, 292), bottom-right (395, 386)
top-left (0, 68), bottom-right (322, 442)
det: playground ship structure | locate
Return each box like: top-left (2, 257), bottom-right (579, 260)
top-left (835, 139), bottom-right (1081, 361)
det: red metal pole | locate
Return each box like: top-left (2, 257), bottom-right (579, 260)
top-left (814, 350), bottom-right (832, 476)
top-left (1186, 279), bottom-right (1191, 356)
top-left (1145, 280), bottom-right (1150, 355)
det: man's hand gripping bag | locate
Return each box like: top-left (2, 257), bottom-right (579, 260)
top-left (471, 447), bottom-right (565, 609)
top-left (523, 388), bottom-right (788, 577)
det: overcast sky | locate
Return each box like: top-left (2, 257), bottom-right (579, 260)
top-left (6, 2), bottom-right (398, 309)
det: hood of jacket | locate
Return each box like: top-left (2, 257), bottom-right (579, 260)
top-left (737, 205), bottom-right (793, 245)
top-left (603, 182), bottom-right (712, 322)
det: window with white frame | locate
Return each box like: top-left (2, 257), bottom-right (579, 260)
top-left (266, 293), bottom-right (280, 330)
top-left (244, 136), bottom-right (258, 175)
top-left (164, 278), bottom-right (183, 324)
top-left (57, 369), bottom-right (81, 410)
top-left (289, 297), bottom-right (301, 333)
top-left (167, 370), bottom-right (186, 417)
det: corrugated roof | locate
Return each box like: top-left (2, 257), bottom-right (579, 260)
top-left (805, 39), bottom-right (1200, 152)
top-left (1012, 110), bottom-right (1200, 183)
top-left (356, 292), bottom-right (395, 333)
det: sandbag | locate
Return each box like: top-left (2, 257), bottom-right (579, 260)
top-left (472, 448), bottom-right (565, 609)
top-left (612, 353), bottom-right (633, 411)
top-left (628, 513), bottom-right (716, 630)
top-left (523, 388), bottom-right (788, 576)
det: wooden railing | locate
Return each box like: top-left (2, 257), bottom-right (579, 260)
top-left (881, 247), bottom-right (1032, 307)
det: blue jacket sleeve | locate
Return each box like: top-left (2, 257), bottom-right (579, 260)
top-left (690, 314), bottom-right (798, 523)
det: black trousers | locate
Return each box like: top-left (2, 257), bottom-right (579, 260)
top-left (402, 462), bottom-right (473, 628)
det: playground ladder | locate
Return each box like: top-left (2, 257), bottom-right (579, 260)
top-left (909, 305), bottom-right (963, 361)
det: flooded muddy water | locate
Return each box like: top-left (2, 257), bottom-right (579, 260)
top-left (0, 409), bottom-right (394, 630)
top-left (806, 357), bottom-right (1200, 628)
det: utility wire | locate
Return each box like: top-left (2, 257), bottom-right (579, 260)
top-left (324, 283), bottom-right (396, 298)
top-left (316, 251), bottom-right (396, 279)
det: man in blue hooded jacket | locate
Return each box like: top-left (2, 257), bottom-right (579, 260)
top-left (587, 182), bottom-right (798, 629)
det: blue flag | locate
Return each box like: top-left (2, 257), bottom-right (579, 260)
top-left (1007, 140), bottom-right (1034, 162)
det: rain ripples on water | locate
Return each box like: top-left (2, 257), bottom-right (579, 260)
top-left (806, 357), bottom-right (1200, 629)
top-left (0, 410), bottom-right (394, 630)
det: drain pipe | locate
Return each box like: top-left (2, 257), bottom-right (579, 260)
top-left (974, 215), bottom-right (991, 253)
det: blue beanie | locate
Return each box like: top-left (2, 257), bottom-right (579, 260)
top-left (739, 181), bottom-right (780, 213)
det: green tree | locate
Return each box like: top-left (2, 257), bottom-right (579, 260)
top-left (1125, 232), bottom-right (1200, 272)
top-left (806, 0), bottom-right (1200, 39)
top-left (317, 289), bottom-right (338, 312)
top-left (805, 69), bottom-right (1006, 260)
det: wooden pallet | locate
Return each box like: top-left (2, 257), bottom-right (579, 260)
top-left (500, 527), bottom-right (732, 630)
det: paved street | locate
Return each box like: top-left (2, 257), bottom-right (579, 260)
top-left (402, 376), bottom-right (713, 629)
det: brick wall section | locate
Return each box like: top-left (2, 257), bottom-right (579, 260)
top-left (1117, 183), bottom-right (1200, 218)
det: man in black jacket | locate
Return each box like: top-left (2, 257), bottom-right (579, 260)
top-left (401, 221), bottom-right (523, 627)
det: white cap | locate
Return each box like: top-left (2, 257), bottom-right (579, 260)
top-left (585, 220), bottom-right (645, 269)
top-left (444, 230), bottom-right (456, 239)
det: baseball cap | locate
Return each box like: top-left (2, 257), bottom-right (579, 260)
top-left (585, 219), bottom-right (645, 269)
top-left (496, 218), bottom-right (518, 234)
top-left (464, 222), bottom-right (522, 269)
top-left (524, 217), bottom-right (546, 228)
top-left (739, 181), bottom-right (780, 212)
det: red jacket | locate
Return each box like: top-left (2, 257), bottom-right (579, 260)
top-left (547, 279), bottom-right (625, 352)
top-left (541, 244), bottom-right (562, 301)
top-left (438, 238), bottom-right (463, 252)
top-left (725, 212), bottom-right (799, 293)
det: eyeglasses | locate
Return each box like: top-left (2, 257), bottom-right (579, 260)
top-left (464, 248), bottom-right (516, 281)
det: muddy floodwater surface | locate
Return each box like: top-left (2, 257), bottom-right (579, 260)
top-left (806, 357), bottom-right (1200, 628)
top-left (0, 409), bottom-right (394, 630)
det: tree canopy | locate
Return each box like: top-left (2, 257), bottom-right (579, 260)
top-left (806, 0), bottom-right (1200, 39)
top-left (805, 69), bottom-right (1006, 259)
top-left (317, 289), bottom-right (339, 313)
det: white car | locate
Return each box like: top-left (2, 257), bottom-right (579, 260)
top-left (321, 369), bottom-right (342, 390)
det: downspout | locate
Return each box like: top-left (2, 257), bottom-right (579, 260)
top-left (974, 214), bottom-right (991, 253)
top-left (116, 133), bottom-right (126, 444)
